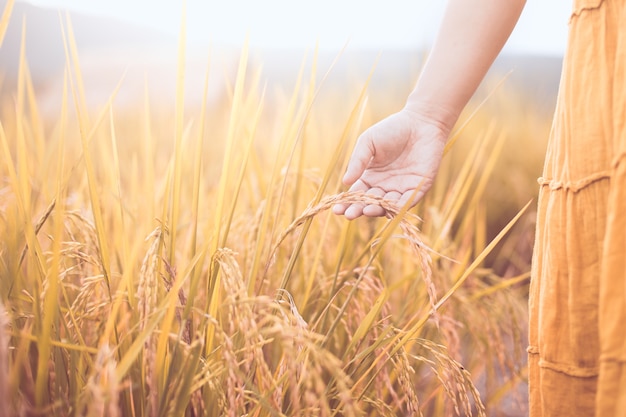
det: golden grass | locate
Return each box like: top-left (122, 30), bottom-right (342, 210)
top-left (0, 0), bottom-right (14, 48)
top-left (0, 6), bottom-right (552, 416)
top-left (0, 300), bottom-right (8, 415)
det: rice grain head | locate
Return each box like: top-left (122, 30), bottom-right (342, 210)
top-left (137, 226), bottom-right (164, 417)
top-left (81, 344), bottom-right (120, 417)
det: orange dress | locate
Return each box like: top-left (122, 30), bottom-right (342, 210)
top-left (528, 0), bottom-right (626, 415)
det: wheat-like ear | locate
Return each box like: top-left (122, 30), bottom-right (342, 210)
top-left (412, 338), bottom-right (486, 417)
top-left (137, 226), bottom-right (163, 416)
top-left (266, 192), bottom-right (436, 306)
top-left (79, 344), bottom-right (120, 417)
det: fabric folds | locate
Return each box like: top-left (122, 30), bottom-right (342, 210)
top-left (528, 0), bottom-right (626, 415)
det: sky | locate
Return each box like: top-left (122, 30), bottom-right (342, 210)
top-left (22, 0), bottom-right (571, 56)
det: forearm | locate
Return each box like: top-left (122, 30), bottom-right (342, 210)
top-left (405, 0), bottom-right (526, 131)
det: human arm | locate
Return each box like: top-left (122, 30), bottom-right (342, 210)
top-left (333, 0), bottom-right (527, 219)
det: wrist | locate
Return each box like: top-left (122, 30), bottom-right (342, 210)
top-left (402, 97), bottom-right (459, 137)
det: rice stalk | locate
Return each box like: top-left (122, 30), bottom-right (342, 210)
top-left (61, 34), bottom-right (111, 292)
top-left (61, 12), bottom-right (88, 125)
top-left (210, 41), bottom-right (249, 252)
top-left (433, 121), bottom-right (496, 251)
top-left (246, 50), bottom-right (309, 293)
top-left (24, 60), bottom-right (45, 169)
top-left (267, 192), bottom-right (435, 307)
top-left (470, 271), bottom-right (530, 301)
top-left (159, 337), bottom-right (204, 417)
top-left (344, 200), bottom-right (529, 414)
top-left (167, 0), bottom-right (187, 266)
top-left (59, 14), bottom-right (126, 308)
top-left (277, 44), bottom-right (324, 227)
top-left (275, 57), bottom-right (373, 293)
top-left (11, 17), bottom-right (47, 281)
top-left (32, 86), bottom-right (68, 405)
top-left (183, 49), bottom-right (212, 334)
top-left (137, 227), bottom-right (163, 416)
top-left (101, 108), bottom-right (141, 376)
top-left (204, 41), bottom-right (251, 359)
top-left (443, 70), bottom-right (512, 155)
top-left (79, 344), bottom-right (120, 417)
top-left (432, 199), bottom-right (531, 312)
top-left (0, 300), bottom-right (9, 417)
top-left (141, 77), bottom-right (157, 232)
top-left (214, 248), bottom-right (276, 412)
top-left (0, 0), bottom-right (14, 48)
top-left (412, 338), bottom-right (485, 417)
top-left (456, 129), bottom-right (508, 243)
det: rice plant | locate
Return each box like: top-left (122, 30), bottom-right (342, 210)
top-left (0, 3), bottom-right (549, 416)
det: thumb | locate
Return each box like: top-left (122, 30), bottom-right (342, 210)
top-left (342, 134), bottom-right (374, 186)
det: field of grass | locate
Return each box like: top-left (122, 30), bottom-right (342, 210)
top-left (0, 2), bottom-right (552, 416)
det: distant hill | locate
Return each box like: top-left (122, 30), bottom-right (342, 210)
top-left (0, 0), bottom-right (175, 85)
top-left (0, 1), bottom-right (563, 115)
top-left (491, 53), bottom-right (562, 111)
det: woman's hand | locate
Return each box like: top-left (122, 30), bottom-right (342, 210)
top-left (331, 0), bottom-right (526, 220)
top-left (333, 108), bottom-right (449, 220)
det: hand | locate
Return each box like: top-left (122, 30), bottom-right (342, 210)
top-left (333, 108), bottom-right (449, 220)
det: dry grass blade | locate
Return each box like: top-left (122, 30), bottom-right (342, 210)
top-left (1, 125), bottom-right (48, 288)
top-left (246, 50), bottom-right (309, 292)
top-left (0, 0), bottom-right (13, 48)
top-left (344, 286), bottom-right (389, 355)
top-left (34, 131), bottom-right (64, 408)
top-left (275, 57), bottom-right (374, 292)
top-left (61, 20), bottom-right (110, 293)
top-left (58, 14), bottom-right (127, 307)
top-left (433, 122), bottom-right (495, 251)
top-left (0, 300), bottom-right (8, 417)
top-left (17, 197), bottom-right (55, 269)
top-left (204, 43), bottom-right (251, 356)
top-left (6, 18), bottom-right (49, 283)
top-left (444, 70), bottom-right (512, 155)
top-left (470, 272), bottom-right (530, 301)
top-left (211, 40), bottom-right (249, 252)
top-left (62, 12), bottom-right (88, 124)
top-left (167, 0), bottom-right (187, 265)
top-left (220, 86), bottom-right (266, 263)
top-left (184, 50), bottom-right (212, 325)
top-left (434, 199), bottom-right (532, 311)
top-left (154, 7), bottom-right (192, 409)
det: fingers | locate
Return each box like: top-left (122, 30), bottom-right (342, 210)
top-left (332, 202), bottom-right (350, 216)
top-left (362, 190), bottom-right (400, 217)
top-left (333, 132), bottom-right (375, 218)
top-left (333, 179), bottom-right (370, 220)
top-left (342, 132), bottom-right (374, 187)
top-left (397, 178), bottom-right (432, 210)
top-left (333, 183), bottom-right (427, 220)
top-left (331, 179), bottom-right (366, 216)
top-left (345, 187), bottom-right (386, 220)
top-left (360, 204), bottom-right (386, 218)
top-left (332, 182), bottom-right (403, 220)
top-left (332, 180), bottom-right (379, 220)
